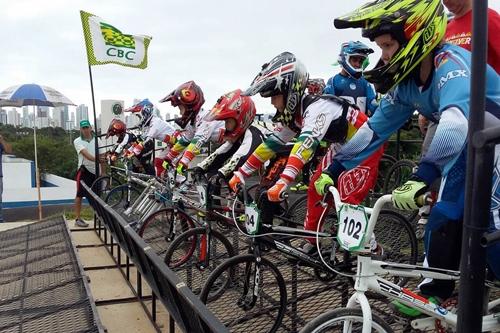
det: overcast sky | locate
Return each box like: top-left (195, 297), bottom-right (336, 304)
top-left (2, 0), bottom-right (499, 122)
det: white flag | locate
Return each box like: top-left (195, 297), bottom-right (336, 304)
top-left (80, 10), bottom-right (152, 69)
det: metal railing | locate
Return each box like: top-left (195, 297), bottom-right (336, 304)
top-left (82, 182), bottom-right (228, 333)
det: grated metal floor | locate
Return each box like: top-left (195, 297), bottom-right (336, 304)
top-left (0, 217), bottom-right (102, 333)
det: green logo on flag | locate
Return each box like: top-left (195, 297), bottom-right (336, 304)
top-left (100, 22), bottom-right (135, 49)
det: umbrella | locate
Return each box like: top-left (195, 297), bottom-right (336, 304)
top-left (0, 84), bottom-right (76, 221)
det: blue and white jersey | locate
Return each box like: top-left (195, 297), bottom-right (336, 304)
top-left (328, 43), bottom-right (500, 217)
top-left (324, 73), bottom-right (378, 115)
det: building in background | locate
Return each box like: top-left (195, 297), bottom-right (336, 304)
top-left (22, 106), bottom-right (31, 128)
top-left (100, 100), bottom-right (124, 134)
top-left (69, 111), bottom-right (75, 130)
top-left (7, 109), bottom-right (21, 126)
top-left (36, 106), bottom-right (50, 128)
top-left (76, 104), bottom-right (89, 125)
top-left (0, 109), bottom-right (7, 125)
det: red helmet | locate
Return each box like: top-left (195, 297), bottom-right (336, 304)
top-left (307, 78), bottom-right (326, 95)
top-left (159, 81), bottom-right (205, 128)
top-left (106, 119), bottom-right (126, 138)
top-left (205, 89), bottom-right (256, 140)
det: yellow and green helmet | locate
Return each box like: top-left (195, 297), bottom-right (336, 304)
top-left (334, 0), bottom-right (447, 93)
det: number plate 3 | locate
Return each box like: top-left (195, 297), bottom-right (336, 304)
top-left (337, 204), bottom-right (368, 251)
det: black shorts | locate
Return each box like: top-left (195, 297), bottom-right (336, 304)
top-left (76, 166), bottom-right (97, 198)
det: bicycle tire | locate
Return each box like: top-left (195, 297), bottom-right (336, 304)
top-left (90, 175), bottom-right (122, 198)
top-left (199, 254), bottom-right (287, 333)
top-left (373, 209), bottom-right (419, 287)
top-left (164, 227), bottom-right (235, 295)
top-left (382, 159), bottom-right (417, 194)
top-left (374, 154), bottom-right (398, 194)
top-left (104, 184), bottom-right (141, 211)
top-left (286, 194), bottom-right (337, 229)
top-left (300, 308), bottom-right (393, 333)
top-left (138, 207), bottom-right (195, 256)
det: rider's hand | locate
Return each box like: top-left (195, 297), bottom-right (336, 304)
top-left (176, 163), bottom-right (186, 176)
top-left (162, 159), bottom-right (172, 170)
top-left (392, 180), bottom-right (427, 210)
top-left (314, 173), bottom-right (334, 196)
top-left (267, 178), bottom-right (289, 202)
top-left (229, 171), bottom-right (245, 192)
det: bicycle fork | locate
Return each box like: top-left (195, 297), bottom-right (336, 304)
top-left (238, 251), bottom-right (262, 310)
top-left (196, 226), bottom-right (211, 270)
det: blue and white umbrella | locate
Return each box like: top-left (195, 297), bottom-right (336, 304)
top-left (0, 84), bottom-right (75, 107)
top-left (0, 84), bottom-right (76, 221)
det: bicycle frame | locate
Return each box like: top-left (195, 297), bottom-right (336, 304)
top-left (326, 191), bottom-right (499, 333)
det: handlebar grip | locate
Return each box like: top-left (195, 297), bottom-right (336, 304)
top-left (415, 192), bottom-right (435, 207)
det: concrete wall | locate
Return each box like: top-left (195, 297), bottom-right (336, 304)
top-left (3, 156), bottom-right (76, 208)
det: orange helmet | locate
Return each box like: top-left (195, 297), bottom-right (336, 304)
top-left (106, 119), bottom-right (126, 139)
top-left (205, 89), bottom-right (256, 140)
top-left (159, 81), bottom-right (205, 128)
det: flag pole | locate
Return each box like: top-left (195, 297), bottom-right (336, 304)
top-left (87, 65), bottom-right (99, 179)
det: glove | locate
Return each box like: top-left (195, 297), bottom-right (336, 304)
top-left (162, 158), bottom-right (172, 170)
top-left (392, 180), bottom-right (427, 210)
top-left (314, 173), bottom-right (334, 196)
top-left (176, 163), bottom-right (186, 176)
top-left (267, 178), bottom-right (289, 202)
top-left (229, 171), bottom-right (245, 192)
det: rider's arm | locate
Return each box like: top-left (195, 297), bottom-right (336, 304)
top-left (414, 48), bottom-right (472, 185)
top-left (178, 119), bottom-right (225, 167)
top-left (164, 129), bottom-right (194, 163)
top-left (197, 141), bottom-right (233, 172)
top-left (280, 99), bottom-right (342, 182)
top-left (113, 133), bottom-right (131, 155)
top-left (364, 79), bottom-right (378, 116)
top-left (218, 128), bottom-right (257, 177)
top-left (325, 88), bottom-right (415, 180)
top-left (323, 76), bottom-right (336, 95)
top-left (238, 123), bottom-right (296, 177)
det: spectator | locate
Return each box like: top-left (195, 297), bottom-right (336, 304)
top-left (444, 0), bottom-right (500, 73)
top-left (0, 134), bottom-right (12, 222)
top-left (73, 120), bottom-right (103, 227)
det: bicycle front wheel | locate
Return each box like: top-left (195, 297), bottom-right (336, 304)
top-left (199, 254), bottom-right (287, 333)
top-left (164, 227), bottom-right (235, 295)
top-left (91, 175), bottom-right (122, 199)
top-left (104, 184), bottom-right (141, 212)
top-left (138, 207), bottom-right (194, 256)
top-left (300, 308), bottom-right (393, 333)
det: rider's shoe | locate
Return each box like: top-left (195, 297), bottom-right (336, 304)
top-left (75, 218), bottom-right (89, 228)
top-left (391, 296), bottom-right (440, 317)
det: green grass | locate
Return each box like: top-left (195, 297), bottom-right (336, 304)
top-left (63, 207), bottom-right (95, 221)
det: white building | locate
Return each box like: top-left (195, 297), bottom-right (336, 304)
top-left (76, 104), bottom-right (89, 125)
top-left (0, 109), bottom-right (7, 124)
top-left (22, 106), bottom-right (31, 128)
top-left (7, 109), bottom-right (21, 126)
top-left (35, 106), bottom-right (50, 128)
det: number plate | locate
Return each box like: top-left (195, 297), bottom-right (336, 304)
top-left (337, 204), bottom-right (368, 251)
top-left (197, 185), bottom-right (206, 206)
top-left (245, 203), bottom-right (260, 235)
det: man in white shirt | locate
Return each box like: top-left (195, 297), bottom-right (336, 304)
top-left (73, 119), bottom-right (104, 227)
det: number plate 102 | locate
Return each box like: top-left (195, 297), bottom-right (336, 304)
top-left (337, 204), bottom-right (368, 251)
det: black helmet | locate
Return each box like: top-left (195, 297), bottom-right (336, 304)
top-left (243, 52), bottom-right (309, 126)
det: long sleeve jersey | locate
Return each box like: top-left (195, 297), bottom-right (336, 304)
top-left (238, 95), bottom-right (368, 183)
top-left (165, 109), bottom-right (225, 166)
top-left (198, 123), bottom-right (270, 177)
top-left (326, 43), bottom-right (500, 217)
top-left (324, 73), bottom-right (378, 116)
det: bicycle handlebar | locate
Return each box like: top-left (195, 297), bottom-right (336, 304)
top-left (481, 230), bottom-right (500, 247)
